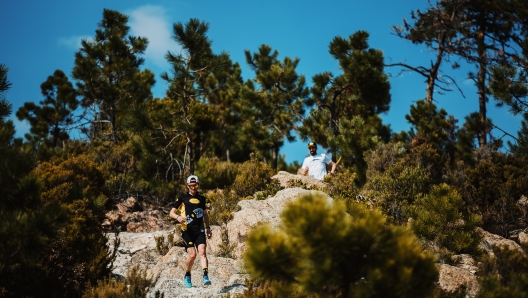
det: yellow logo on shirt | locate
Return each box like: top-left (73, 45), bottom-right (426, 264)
top-left (190, 198), bottom-right (200, 204)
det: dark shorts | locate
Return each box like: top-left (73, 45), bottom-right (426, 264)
top-left (181, 229), bottom-right (206, 251)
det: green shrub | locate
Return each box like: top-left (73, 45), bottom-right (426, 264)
top-left (363, 143), bottom-right (437, 224)
top-left (364, 164), bottom-right (431, 224)
top-left (324, 171), bottom-right (359, 205)
top-left (82, 277), bottom-right (128, 298)
top-left (29, 155), bottom-right (117, 297)
top-left (244, 193), bottom-right (438, 298)
top-left (460, 149), bottom-right (528, 237)
top-left (216, 225), bottom-right (236, 259)
top-left (82, 264), bottom-right (163, 298)
top-left (125, 264), bottom-right (160, 298)
top-left (230, 153), bottom-right (274, 199)
top-left (476, 244), bottom-right (528, 298)
top-left (286, 179), bottom-right (307, 189)
top-left (154, 232), bottom-right (174, 255)
top-left (363, 142), bottom-right (407, 177)
top-left (195, 156), bottom-right (240, 190)
top-left (409, 183), bottom-right (482, 255)
top-left (255, 179), bottom-right (284, 200)
top-left (206, 189), bottom-right (240, 226)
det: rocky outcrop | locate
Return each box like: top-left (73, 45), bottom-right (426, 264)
top-left (438, 264), bottom-right (479, 296)
top-left (103, 197), bottom-right (173, 232)
top-left (272, 170), bottom-right (326, 189)
top-left (478, 227), bottom-right (525, 256)
top-left (105, 172), bottom-right (527, 297)
top-left (108, 186), bottom-right (330, 297)
top-left (226, 188), bottom-right (331, 259)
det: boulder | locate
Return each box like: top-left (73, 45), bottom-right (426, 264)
top-left (438, 264), bottom-right (479, 296)
top-left (272, 170), bottom-right (326, 189)
top-left (227, 188), bottom-right (332, 259)
top-left (519, 232), bottom-right (528, 246)
top-left (477, 227), bottom-right (525, 256)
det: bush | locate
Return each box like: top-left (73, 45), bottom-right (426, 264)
top-left (83, 264), bottom-right (163, 298)
top-left (363, 143), bottom-right (436, 224)
top-left (154, 232), bottom-right (174, 255)
top-left (244, 193), bottom-right (438, 298)
top-left (460, 150), bottom-right (528, 237)
top-left (206, 189), bottom-right (240, 226)
top-left (30, 155), bottom-right (117, 297)
top-left (364, 164), bottom-right (431, 224)
top-left (323, 170), bottom-right (361, 212)
top-left (476, 244), bottom-right (528, 298)
top-left (82, 277), bottom-right (128, 298)
top-left (195, 156), bottom-right (240, 190)
top-left (254, 179), bottom-right (284, 200)
top-left (409, 183), bottom-right (482, 255)
top-left (230, 153), bottom-right (275, 199)
top-left (216, 225), bottom-right (237, 259)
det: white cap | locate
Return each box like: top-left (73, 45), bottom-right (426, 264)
top-left (187, 175), bottom-right (199, 184)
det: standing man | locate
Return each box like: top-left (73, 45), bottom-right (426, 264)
top-left (300, 142), bottom-right (337, 180)
top-left (169, 175), bottom-right (212, 288)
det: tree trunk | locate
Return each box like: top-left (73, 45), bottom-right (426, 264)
top-left (187, 132), bottom-right (194, 175)
top-left (222, 119), bottom-right (231, 162)
top-left (272, 145), bottom-right (279, 171)
top-left (476, 26), bottom-right (488, 148)
top-left (426, 34), bottom-right (446, 104)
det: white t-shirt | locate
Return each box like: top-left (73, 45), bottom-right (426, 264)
top-left (302, 153), bottom-right (332, 180)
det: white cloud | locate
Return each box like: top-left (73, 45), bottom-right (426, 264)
top-left (129, 5), bottom-right (177, 68)
top-left (57, 35), bottom-right (92, 50)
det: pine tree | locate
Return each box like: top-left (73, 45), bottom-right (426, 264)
top-left (199, 60), bottom-right (253, 163)
top-left (300, 31), bottom-right (391, 183)
top-left (390, 0), bottom-right (466, 103)
top-left (73, 9), bottom-right (155, 143)
top-left (0, 64), bottom-right (12, 123)
top-left (409, 183), bottom-right (482, 254)
top-left (404, 100), bottom-right (459, 162)
top-left (160, 18), bottom-right (230, 174)
top-left (448, 0), bottom-right (520, 147)
top-left (240, 44), bottom-right (310, 170)
top-left (244, 193), bottom-right (438, 298)
top-left (0, 64), bottom-right (68, 297)
top-left (16, 69), bottom-right (78, 148)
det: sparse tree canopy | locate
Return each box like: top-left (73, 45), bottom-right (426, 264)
top-left (240, 44), bottom-right (310, 170)
top-left (160, 18), bottom-right (231, 174)
top-left (73, 9), bottom-right (155, 143)
top-left (300, 31), bottom-right (391, 183)
top-left (16, 69), bottom-right (78, 148)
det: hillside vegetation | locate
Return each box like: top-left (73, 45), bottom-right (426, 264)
top-left (2, 1), bottom-right (528, 297)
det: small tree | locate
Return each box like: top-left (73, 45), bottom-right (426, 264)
top-left (244, 193), bottom-right (438, 298)
top-left (73, 9), bottom-right (155, 143)
top-left (409, 183), bottom-right (482, 255)
top-left (300, 31), bottom-right (391, 183)
top-left (240, 45), bottom-right (310, 170)
top-left (160, 18), bottom-right (230, 174)
top-left (0, 64), bottom-right (69, 297)
top-left (16, 69), bottom-right (78, 149)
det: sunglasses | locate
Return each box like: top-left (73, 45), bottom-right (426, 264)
top-left (188, 184), bottom-right (199, 189)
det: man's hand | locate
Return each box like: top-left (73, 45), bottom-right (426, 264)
top-left (297, 167), bottom-right (308, 176)
top-left (206, 227), bottom-right (212, 239)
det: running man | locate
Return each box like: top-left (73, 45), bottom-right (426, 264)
top-left (169, 175), bottom-right (212, 288)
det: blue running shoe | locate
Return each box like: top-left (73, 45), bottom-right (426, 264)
top-left (183, 275), bottom-right (192, 288)
top-left (203, 275), bottom-right (212, 286)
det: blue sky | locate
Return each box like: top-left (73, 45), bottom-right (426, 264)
top-left (1, 0), bottom-right (522, 164)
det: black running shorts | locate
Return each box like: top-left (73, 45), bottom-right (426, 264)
top-left (181, 229), bottom-right (206, 250)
